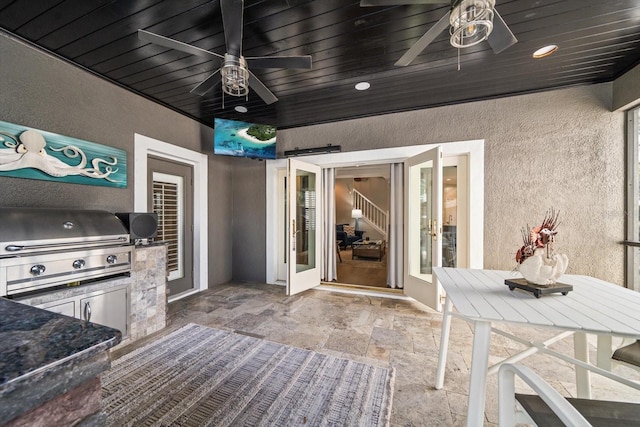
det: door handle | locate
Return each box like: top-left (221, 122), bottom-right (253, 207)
top-left (432, 219), bottom-right (438, 241)
top-left (84, 301), bottom-right (92, 322)
top-left (291, 219), bottom-right (296, 251)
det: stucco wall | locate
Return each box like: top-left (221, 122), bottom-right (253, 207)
top-left (278, 84), bottom-right (626, 285)
top-left (0, 33), bottom-right (233, 286)
top-left (208, 156), bottom-right (234, 284)
top-left (231, 158), bottom-right (267, 282)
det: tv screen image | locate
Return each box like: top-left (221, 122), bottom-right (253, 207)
top-left (214, 118), bottom-right (277, 159)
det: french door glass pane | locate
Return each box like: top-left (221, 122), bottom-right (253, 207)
top-left (420, 164), bottom-right (433, 274)
top-left (296, 171), bottom-right (316, 273)
top-left (443, 166), bottom-right (457, 268)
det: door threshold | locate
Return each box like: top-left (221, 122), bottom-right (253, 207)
top-left (319, 282), bottom-right (408, 299)
top-left (168, 288), bottom-right (200, 303)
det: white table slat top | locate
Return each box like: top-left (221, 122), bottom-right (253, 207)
top-left (433, 268), bottom-right (640, 338)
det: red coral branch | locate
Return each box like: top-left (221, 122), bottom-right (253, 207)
top-left (516, 209), bottom-right (561, 264)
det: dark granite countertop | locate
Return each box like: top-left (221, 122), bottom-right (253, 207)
top-left (0, 297), bottom-right (121, 389)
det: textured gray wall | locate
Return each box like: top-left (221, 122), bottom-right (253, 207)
top-left (277, 84), bottom-right (625, 284)
top-left (208, 156), bottom-right (234, 284)
top-left (0, 33), bottom-right (233, 286)
top-left (231, 159), bottom-right (267, 282)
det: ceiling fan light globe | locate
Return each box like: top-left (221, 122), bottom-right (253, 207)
top-left (449, 0), bottom-right (495, 48)
top-left (221, 55), bottom-right (250, 97)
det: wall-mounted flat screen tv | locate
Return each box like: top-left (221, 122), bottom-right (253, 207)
top-left (213, 118), bottom-right (277, 159)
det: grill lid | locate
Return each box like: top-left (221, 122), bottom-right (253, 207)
top-left (0, 208), bottom-right (129, 257)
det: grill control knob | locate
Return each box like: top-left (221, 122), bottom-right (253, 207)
top-left (72, 259), bottom-right (86, 269)
top-left (30, 264), bottom-right (46, 276)
top-left (106, 255), bottom-right (118, 264)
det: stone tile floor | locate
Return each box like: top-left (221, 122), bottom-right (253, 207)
top-left (115, 282), bottom-right (640, 426)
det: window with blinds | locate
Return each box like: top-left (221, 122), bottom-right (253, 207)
top-left (152, 173), bottom-right (184, 280)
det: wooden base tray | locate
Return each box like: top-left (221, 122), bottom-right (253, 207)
top-left (505, 278), bottom-right (573, 298)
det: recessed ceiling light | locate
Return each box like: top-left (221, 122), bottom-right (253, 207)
top-left (533, 45), bottom-right (558, 59)
top-left (355, 82), bottom-right (370, 91)
top-left (235, 106), bottom-right (248, 113)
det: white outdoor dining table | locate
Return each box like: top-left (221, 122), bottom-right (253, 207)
top-left (432, 267), bottom-right (640, 427)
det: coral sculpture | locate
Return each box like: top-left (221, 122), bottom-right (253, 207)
top-left (518, 248), bottom-right (569, 285)
top-left (516, 209), bottom-right (568, 286)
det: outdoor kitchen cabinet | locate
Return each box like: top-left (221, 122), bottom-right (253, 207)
top-left (36, 285), bottom-right (129, 337)
top-left (80, 287), bottom-right (128, 336)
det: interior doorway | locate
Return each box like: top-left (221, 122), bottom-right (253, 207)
top-left (331, 157), bottom-right (467, 290)
top-left (334, 165), bottom-right (390, 288)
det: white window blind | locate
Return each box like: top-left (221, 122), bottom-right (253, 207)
top-left (152, 173), bottom-right (184, 280)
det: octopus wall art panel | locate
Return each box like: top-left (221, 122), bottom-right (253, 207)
top-left (0, 120), bottom-right (126, 188)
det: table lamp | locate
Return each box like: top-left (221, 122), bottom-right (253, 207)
top-left (352, 208), bottom-right (363, 230)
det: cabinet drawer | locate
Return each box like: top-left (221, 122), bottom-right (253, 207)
top-left (38, 300), bottom-right (75, 318)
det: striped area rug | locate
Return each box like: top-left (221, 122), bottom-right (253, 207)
top-left (102, 323), bottom-right (394, 426)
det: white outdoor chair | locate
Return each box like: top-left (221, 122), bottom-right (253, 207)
top-left (612, 340), bottom-right (640, 372)
top-left (498, 363), bottom-right (640, 426)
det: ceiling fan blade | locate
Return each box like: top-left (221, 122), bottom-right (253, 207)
top-left (246, 55), bottom-right (312, 69)
top-left (361, 0), bottom-right (447, 6)
top-left (221, 0), bottom-right (244, 57)
top-left (138, 30), bottom-right (224, 60)
top-left (190, 69), bottom-right (221, 96)
top-left (248, 71), bottom-right (278, 105)
top-left (395, 10), bottom-right (450, 66)
top-left (487, 9), bottom-right (517, 54)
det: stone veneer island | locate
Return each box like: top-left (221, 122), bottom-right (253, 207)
top-left (0, 298), bottom-right (121, 425)
top-left (0, 244), bottom-right (168, 425)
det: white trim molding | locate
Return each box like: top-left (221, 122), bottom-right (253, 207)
top-left (134, 133), bottom-right (208, 301)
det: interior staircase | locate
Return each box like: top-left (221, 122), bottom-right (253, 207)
top-left (352, 189), bottom-right (388, 240)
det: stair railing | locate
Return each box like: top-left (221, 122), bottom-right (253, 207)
top-left (352, 189), bottom-right (388, 239)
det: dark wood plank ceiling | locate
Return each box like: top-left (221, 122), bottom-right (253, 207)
top-left (1, 0), bottom-right (639, 129)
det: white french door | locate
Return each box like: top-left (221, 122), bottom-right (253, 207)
top-left (404, 146), bottom-right (443, 311)
top-left (287, 158), bottom-right (323, 296)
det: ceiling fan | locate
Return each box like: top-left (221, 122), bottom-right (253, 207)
top-left (138, 0), bottom-right (312, 105)
top-left (361, 0), bottom-right (517, 66)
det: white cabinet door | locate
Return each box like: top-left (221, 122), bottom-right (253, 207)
top-left (38, 300), bottom-right (76, 318)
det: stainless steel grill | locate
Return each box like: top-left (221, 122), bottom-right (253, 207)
top-left (0, 208), bottom-right (133, 297)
